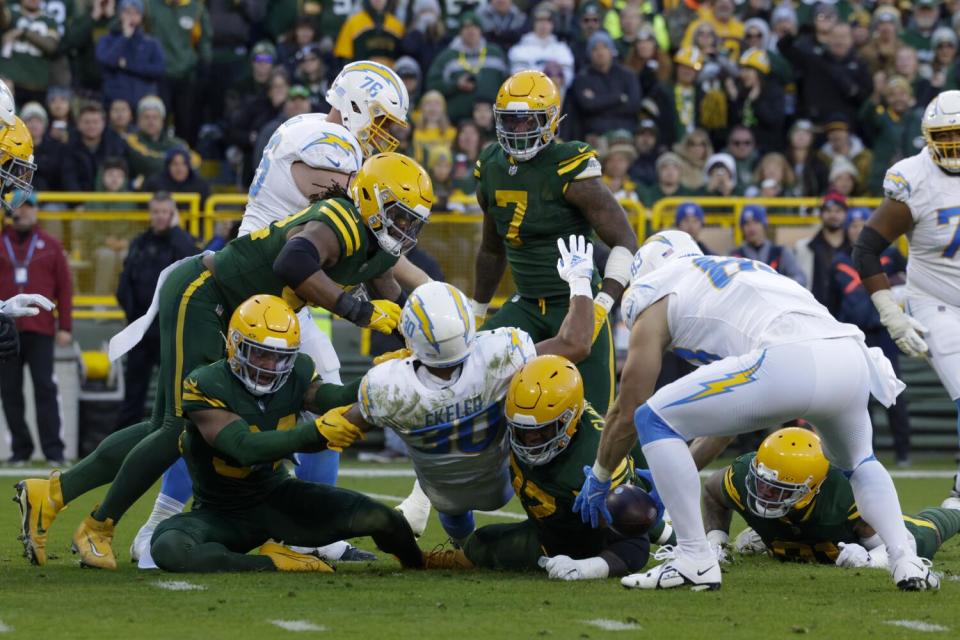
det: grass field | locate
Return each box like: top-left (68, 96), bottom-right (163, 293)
top-left (1, 460), bottom-right (959, 639)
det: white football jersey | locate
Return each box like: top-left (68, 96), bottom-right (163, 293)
top-left (240, 114), bottom-right (362, 236)
top-left (358, 328), bottom-right (537, 513)
top-left (622, 256), bottom-right (861, 364)
top-left (884, 148), bottom-right (960, 306)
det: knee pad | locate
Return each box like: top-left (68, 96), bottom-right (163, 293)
top-left (634, 404), bottom-right (682, 447)
top-left (438, 511), bottom-right (476, 542)
top-left (150, 529), bottom-right (195, 572)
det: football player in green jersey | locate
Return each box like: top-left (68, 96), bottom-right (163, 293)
top-left (423, 355), bottom-right (674, 580)
top-left (148, 294), bottom-right (424, 573)
top-left (15, 151), bottom-right (434, 569)
top-left (701, 427), bottom-right (960, 569)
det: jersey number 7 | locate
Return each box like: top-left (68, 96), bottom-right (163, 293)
top-left (937, 207), bottom-right (960, 258)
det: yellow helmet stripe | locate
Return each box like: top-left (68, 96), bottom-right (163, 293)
top-left (326, 199), bottom-right (362, 249)
top-left (444, 284), bottom-right (470, 334)
top-left (408, 293), bottom-right (440, 351)
top-left (321, 205), bottom-right (358, 257)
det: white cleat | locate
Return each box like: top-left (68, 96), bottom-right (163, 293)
top-left (396, 481), bottom-right (432, 537)
top-left (621, 555), bottom-right (721, 591)
top-left (941, 496), bottom-right (960, 510)
top-left (130, 523), bottom-right (155, 564)
top-left (891, 555), bottom-right (940, 591)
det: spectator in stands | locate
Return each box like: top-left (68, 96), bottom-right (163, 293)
top-left (114, 191), bottom-right (197, 430)
top-left (426, 12), bottom-right (508, 123)
top-left (828, 207), bottom-right (911, 464)
top-left (95, 0), bottom-right (166, 112)
top-left (667, 47), bottom-right (703, 144)
top-left (0, 0), bottom-right (60, 105)
top-left (144, 0), bottom-right (212, 146)
top-left (412, 90), bottom-right (456, 166)
top-left (745, 152), bottom-right (794, 198)
top-left (729, 48), bottom-right (785, 154)
top-left (477, 0), bottom-right (528, 51)
top-left (395, 56), bottom-right (423, 106)
top-left (231, 68), bottom-right (291, 183)
top-left (91, 157), bottom-right (135, 295)
top-left (569, 31), bottom-right (641, 140)
top-left (231, 41), bottom-right (278, 107)
top-left (742, 17), bottom-right (793, 90)
top-left (62, 102), bottom-right (129, 192)
top-left (334, 0), bottom-right (404, 68)
top-left (600, 137), bottom-right (639, 203)
top-left (570, 1), bottom-right (604, 70)
top-left (785, 119), bottom-right (828, 196)
top-left (400, 0), bottom-right (449, 75)
top-left (205, 0), bottom-right (267, 123)
top-left (901, 0), bottom-right (941, 65)
top-left (673, 128), bottom-right (712, 191)
top-left (623, 27), bottom-right (673, 133)
top-left (929, 27), bottom-right (959, 94)
top-left (731, 204), bottom-right (806, 285)
top-left (293, 44), bottom-right (330, 110)
top-left (44, 86), bottom-right (72, 146)
top-left (892, 45), bottom-right (934, 106)
top-left (862, 76), bottom-right (923, 194)
top-left (471, 101), bottom-right (494, 139)
top-left (681, 0), bottom-right (744, 59)
top-left (0, 191), bottom-right (71, 464)
top-left (252, 84), bottom-right (313, 168)
top-left (779, 20), bottom-right (872, 124)
top-left (59, 0), bottom-right (114, 94)
top-left (637, 151), bottom-right (696, 208)
top-left (724, 125), bottom-right (758, 192)
top-left (277, 15), bottom-right (317, 78)
top-left (827, 156), bottom-right (860, 197)
top-left (427, 147), bottom-right (454, 212)
top-left (142, 147), bottom-right (210, 204)
top-left (817, 114), bottom-right (872, 190)
top-left (675, 201), bottom-right (712, 254)
top-left (108, 98), bottom-right (134, 136)
top-left (858, 7), bottom-right (904, 75)
top-left (794, 190), bottom-right (850, 304)
top-left (630, 118), bottom-right (660, 185)
top-left (551, 0), bottom-right (579, 45)
top-left (20, 101), bottom-right (64, 192)
top-left (508, 3), bottom-right (574, 95)
top-left (125, 95), bottom-right (194, 187)
top-left (703, 152), bottom-right (740, 196)
top-left (451, 121), bottom-right (482, 194)
top-left (614, 5), bottom-right (642, 59)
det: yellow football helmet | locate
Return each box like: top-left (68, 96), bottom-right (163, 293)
top-left (922, 90), bottom-right (960, 172)
top-left (673, 47), bottom-right (704, 71)
top-left (493, 70), bottom-right (562, 162)
top-left (0, 117), bottom-right (36, 213)
top-left (351, 152), bottom-right (433, 256)
top-left (739, 47), bottom-right (770, 74)
top-left (746, 427), bottom-right (829, 519)
top-left (226, 295), bottom-right (301, 396)
top-left (505, 354), bottom-right (584, 465)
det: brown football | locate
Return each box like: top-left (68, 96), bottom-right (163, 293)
top-left (606, 484), bottom-right (659, 537)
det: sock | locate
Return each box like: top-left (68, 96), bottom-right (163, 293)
top-left (648, 520), bottom-right (676, 546)
top-left (849, 459), bottom-right (914, 562)
top-left (294, 450), bottom-right (340, 485)
top-left (641, 438), bottom-right (712, 562)
top-left (60, 421), bottom-right (153, 503)
top-left (438, 511), bottom-right (476, 543)
top-left (143, 493), bottom-right (186, 532)
top-left (159, 458), bottom-right (193, 505)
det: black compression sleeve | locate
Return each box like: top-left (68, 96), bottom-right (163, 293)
top-left (599, 535), bottom-right (651, 576)
top-left (333, 292), bottom-right (374, 326)
top-left (273, 236), bottom-right (322, 288)
top-left (852, 226), bottom-right (893, 280)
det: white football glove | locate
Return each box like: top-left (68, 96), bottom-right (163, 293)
top-left (0, 294), bottom-right (55, 318)
top-left (734, 527), bottom-right (768, 555)
top-left (556, 235), bottom-right (594, 298)
top-left (538, 555), bottom-right (608, 581)
top-left (835, 542), bottom-right (871, 568)
top-left (872, 290), bottom-right (928, 357)
top-left (706, 529), bottom-right (730, 564)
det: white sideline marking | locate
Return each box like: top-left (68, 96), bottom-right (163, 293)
top-left (0, 620), bottom-right (12, 633)
top-left (582, 619), bottom-right (642, 631)
top-left (0, 467), bottom-right (955, 479)
top-left (884, 621), bottom-right (950, 633)
top-left (270, 620), bottom-right (327, 632)
top-left (365, 492), bottom-right (526, 521)
top-left (153, 580), bottom-right (207, 591)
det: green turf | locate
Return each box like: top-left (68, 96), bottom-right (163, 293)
top-left (1, 463), bottom-right (958, 639)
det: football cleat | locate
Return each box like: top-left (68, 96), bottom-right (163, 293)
top-left (129, 522), bottom-right (155, 564)
top-left (260, 542), bottom-right (335, 572)
top-left (892, 555), bottom-right (940, 591)
top-left (396, 481), bottom-right (432, 537)
top-left (337, 545), bottom-right (377, 562)
top-left (13, 471), bottom-right (66, 566)
top-left (621, 554), bottom-right (721, 591)
top-left (72, 513), bottom-right (117, 570)
top-left (422, 545), bottom-right (474, 570)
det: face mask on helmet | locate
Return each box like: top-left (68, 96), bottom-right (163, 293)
top-left (0, 155), bottom-right (36, 215)
top-left (508, 408), bottom-right (576, 466)
top-left (927, 128), bottom-right (960, 172)
top-left (228, 332), bottom-right (299, 396)
top-left (370, 183), bottom-right (429, 256)
top-left (494, 108), bottom-right (555, 161)
top-left (745, 458), bottom-right (815, 519)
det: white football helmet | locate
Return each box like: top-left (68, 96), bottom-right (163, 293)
top-left (400, 282), bottom-right (476, 367)
top-left (630, 230), bottom-right (704, 281)
top-left (922, 90), bottom-right (960, 172)
top-left (0, 82), bottom-right (14, 127)
top-left (297, 120), bottom-right (363, 175)
top-left (326, 61), bottom-right (409, 157)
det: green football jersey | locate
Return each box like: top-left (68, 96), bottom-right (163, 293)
top-left (179, 355), bottom-right (316, 509)
top-left (475, 141), bottom-right (601, 299)
top-left (509, 403), bottom-right (647, 556)
top-left (0, 8), bottom-right (59, 90)
top-left (212, 197), bottom-right (399, 313)
top-left (721, 453), bottom-right (858, 563)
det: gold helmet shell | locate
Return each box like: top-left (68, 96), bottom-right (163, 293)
top-left (746, 427), bottom-right (830, 518)
top-left (494, 70), bottom-right (562, 162)
top-left (226, 295), bottom-right (301, 396)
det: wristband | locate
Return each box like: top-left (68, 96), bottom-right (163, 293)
top-left (706, 530), bottom-right (729, 547)
top-left (595, 292), bottom-right (615, 312)
top-left (470, 298), bottom-right (489, 317)
top-left (592, 461), bottom-right (612, 482)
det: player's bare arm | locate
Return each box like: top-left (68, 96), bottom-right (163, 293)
top-left (290, 162), bottom-right (352, 201)
top-left (690, 436), bottom-right (737, 470)
top-left (596, 298), bottom-right (670, 473)
top-left (563, 176), bottom-right (638, 303)
top-left (393, 256), bottom-right (433, 291)
top-left (533, 295), bottom-right (593, 363)
top-left (270, 221), bottom-right (344, 310)
top-left (368, 269), bottom-right (402, 303)
top-left (702, 468), bottom-right (734, 535)
top-left (853, 198), bottom-right (913, 295)
top-left (473, 191), bottom-right (507, 306)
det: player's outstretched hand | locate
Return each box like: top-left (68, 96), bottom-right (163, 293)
top-left (556, 235), bottom-right (594, 285)
top-left (0, 293), bottom-right (55, 318)
top-left (734, 527), bottom-right (767, 555)
top-left (538, 555), bottom-right (608, 581)
top-left (572, 465), bottom-right (612, 528)
top-left (314, 406), bottom-right (365, 451)
top-left (872, 290), bottom-right (928, 357)
top-left (366, 299), bottom-right (402, 334)
top-left (373, 347), bottom-right (412, 365)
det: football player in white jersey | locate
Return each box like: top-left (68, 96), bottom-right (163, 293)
top-left (852, 90), bottom-right (960, 505)
top-left (572, 230), bottom-right (939, 592)
top-left (333, 236), bottom-right (596, 543)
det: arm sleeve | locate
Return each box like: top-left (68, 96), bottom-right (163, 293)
top-left (311, 377), bottom-right (362, 413)
top-left (212, 419), bottom-right (322, 467)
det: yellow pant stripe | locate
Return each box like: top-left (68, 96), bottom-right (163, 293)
top-left (903, 515), bottom-right (937, 530)
top-left (174, 271), bottom-right (213, 417)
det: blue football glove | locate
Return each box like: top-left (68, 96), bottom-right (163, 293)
top-left (572, 465), bottom-right (613, 529)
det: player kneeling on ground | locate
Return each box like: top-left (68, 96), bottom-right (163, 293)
top-left (423, 355), bottom-right (672, 580)
top-left (700, 427), bottom-right (959, 569)
top-left (149, 295), bottom-right (423, 573)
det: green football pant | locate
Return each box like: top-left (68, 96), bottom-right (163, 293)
top-left (150, 480), bottom-right (423, 572)
top-left (463, 520), bottom-right (544, 571)
top-left (906, 508), bottom-right (960, 560)
top-left (481, 294), bottom-right (614, 413)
